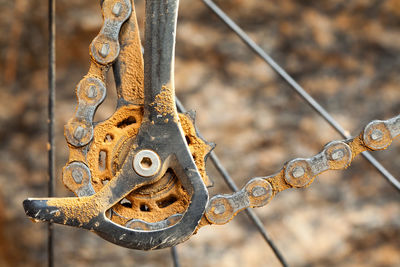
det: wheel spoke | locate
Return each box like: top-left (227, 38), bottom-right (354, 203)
top-left (201, 0), bottom-right (400, 192)
top-left (176, 98), bottom-right (289, 267)
top-left (47, 0), bottom-right (56, 266)
top-left (171, 246), bottom-right (181, 267)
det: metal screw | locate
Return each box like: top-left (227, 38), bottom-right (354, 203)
top-left (86, 85), bottom-right (97, 99)
top-left (74, 125), bottom-right (85, 140)
top-left (99, 43), bottom-right (110, 58)
top-left (370, 129), bottom-right (383, 141)
top-left (112, 2), bottom-right (122, 17)
top-left (133, 150), bottom-right (161, 177)
top-left (213, 204), bottom-right (225, 215)
top-left (292, 166), bottom-right (305, 178)
top-left (331, 149), bottom-right (344, 161)
top-left (252, 186), bottom-right (267, 197)
top-left (71, 168), bottom-right (83, 184)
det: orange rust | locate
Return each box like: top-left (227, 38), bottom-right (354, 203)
top-left (87, 61), bottom-right (107, 81)
top-left (200, 129), bottom-right (387, 227)
top-left (179, 113), bottom-right (213, 187)
top-left (347, 135), bottom-right (368, 159)
top-left (152, 85), bottom-right (177, 118)
top-left (61, 0), bottom-right (213, 228)
top-left (87, 105), bottom-right (143, 190)
top-left (196, 216), bottom-right (212, 229)
top-left (47, 196), bottom-right (104, 225)
top-left (64, 108), bottom-right (212, 225)
top-left (115, 2), bottom-right (144, 104)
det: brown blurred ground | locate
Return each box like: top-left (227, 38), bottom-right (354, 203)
top-left (0, 0), bottom-right (400, 266)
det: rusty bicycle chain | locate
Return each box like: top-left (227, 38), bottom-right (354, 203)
top-left (63, 0), bottom-right (132, 197)
top-left (58, 0), bottom-right (400, 228)
top-left (204, 116), bottom-right (400, 225)
top-left (24, 0), bottom-right (400, 247)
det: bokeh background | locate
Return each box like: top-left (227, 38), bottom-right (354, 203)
top-left (0, 0), bottom-right (400, 266)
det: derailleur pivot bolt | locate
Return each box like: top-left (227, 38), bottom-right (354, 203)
top-left (133, 150), bottom-right (161, 177)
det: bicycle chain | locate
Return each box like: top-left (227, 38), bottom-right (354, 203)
top-left (203, 115), bottom-right (400, 225)
top-left (62, 0), bottom-right (213, 229)
top-left (43, 0), bottom-right (399, 237)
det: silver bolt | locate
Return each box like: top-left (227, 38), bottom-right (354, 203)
top-left (112, 2), bottom-right (122, 17)
top-left (370, 129), bottom-right (383, 141)
top-left (292, 166), bottom-right (305, 178)
top-left (252, 186), bottom-right (267, 197)
top-left (86, 85), bottom-right (97, 99)
top-left (74, 126), bottom-right (85, 140)
top-left (213, 204), bottom-right (225, 215)
top-left (99, 43), bottom-right (110, 58)
top-left (71, 169), bottom-right (83, 184)
top-left (133, 150), bottom-right (161, 177)
top-left (331, 149), bottom-right (344, 161)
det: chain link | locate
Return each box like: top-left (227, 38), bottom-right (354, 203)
top-left (205, 115), bottom-right (400, 225)
top-left (63, 0), bottom-right (131, 193)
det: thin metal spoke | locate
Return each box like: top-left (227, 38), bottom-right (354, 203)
top-left (202, 0), bottom-right (400, 192)
top-left (176, 98), bottom-right (289, 267)
top-left (48, 0), bottom-right (56, 266)
top-left (170, 246), bottom-right (181, 267)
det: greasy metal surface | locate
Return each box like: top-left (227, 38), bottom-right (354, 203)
top-left (23, 0), bottom-right (214, 250)
top-left (204, 115), bottom-right (400, 225)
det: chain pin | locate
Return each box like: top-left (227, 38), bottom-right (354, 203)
top-left (71, 169), bottom-right (83, 184)
top-left (74, 126), bottom-right (85, 140)
top-left (331, 149), bottom-right (344, 161)
top-left (112, 2), bottom-right (122, 17)
top-left (86, 85), bottom-right (98, 99)
top-left (99, 43), bottom-right (110, 58)
top-left (213, 204), bottom-right (226, 215)
top-left (370, 129), bottom-right (383, 141)
top-left (252, 186), bottom-right (267, 197)
top-left (292, 166), bottom-right (305, 178)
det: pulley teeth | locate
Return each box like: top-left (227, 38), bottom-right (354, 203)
top-left (180, 111), bottom-right (215, 187)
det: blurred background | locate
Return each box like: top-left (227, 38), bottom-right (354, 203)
top-left (0, 0), bottom-right (400, 266)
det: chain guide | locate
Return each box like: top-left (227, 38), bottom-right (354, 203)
top-left (22, 0), bottom-right (400, 250)
top-left (64, 105), bottom-right (213, 228)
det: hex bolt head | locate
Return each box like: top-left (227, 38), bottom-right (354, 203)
top-left (292, 166), bottom-right (305, 178)
top-left (99, 43), bottom-right (110, 58)
top-left (112, 2), bottom-right (122, 17)
top-left (133, 150), bottom-right (161, 177)
top-left (370, 129), bottom-right (383, 141)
